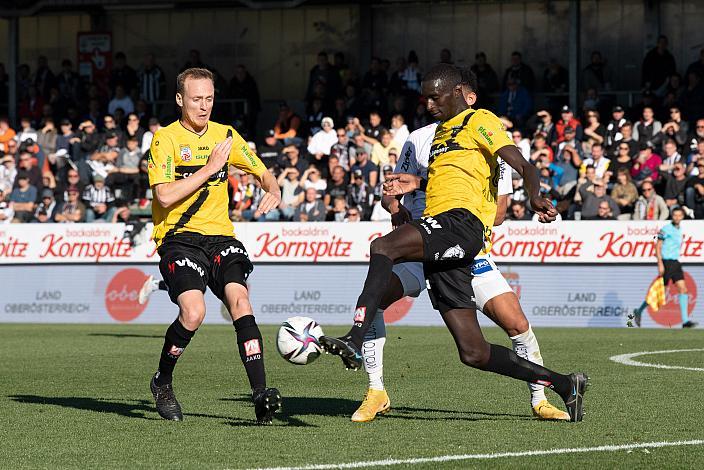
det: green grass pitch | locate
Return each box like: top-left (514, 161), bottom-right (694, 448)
top-left (1, 324), bottom-right (703, 469)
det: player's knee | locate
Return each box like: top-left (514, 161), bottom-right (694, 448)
top-left (369, 237), bottom-right (393, 258)
top-left (505, 316), bottom-right (530, 338)
top-left (458, 344), bottom-right (490, 369)
top-left (179, 304), bottom-right (206, 330)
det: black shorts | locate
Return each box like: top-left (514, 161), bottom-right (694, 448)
top-left (409, 208), bottom-right (486, 313)
top-left (158, 232), bottom-right (253, 304)
top-left (663, 259), bottom-right (685, 285)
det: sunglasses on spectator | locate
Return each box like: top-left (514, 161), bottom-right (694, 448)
top-left (697, 126), bottom-right (704, 129)
top-left (347, 211), bottom-right (359, 216)
top-left (337, 132), bottom-right (345, 137)
top-left (619, 146), bottom-right (629, 150)
top-left (642, 187), bottom-right (654, 192)
top-left (68, 174), bottom-right (79, 178)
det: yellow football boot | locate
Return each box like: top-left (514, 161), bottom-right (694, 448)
top-left (532, 400), bottom-right (570, 421)
top-left (351, 389), bottom-right (391, 422)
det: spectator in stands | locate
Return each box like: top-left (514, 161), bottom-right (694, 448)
top-left (595, 200), bottom-right (617, 220)
top-left (110, 52), bottom-right (138, 95)
top-left (15, 151), bottom-right (42, 190)
top-left (400, 50), bottom-right (422, 96)
top-left (54, 186), bottom-right (85, 222)
top-left (230, 64), bottom-right (261, 138)
top-left (77, 120), bottom-right (101, 160)
top-left (8, 173), bottom-right (37, 222)
top-left (124, 113), bottom-right (145, 147)
top-left (277, 167), bottom-right (302, 220)
top-left (512, 129), bottom-right (531, 160)
top-left (0, 154), bottom-right (17, 193)
top-left (324, 165), bottom-right (348, 210)
top-left (140, 117), bottom-right (161, 155)
top-left (642, 35), bottom-right (677, 91)
top-left (660, 138), bottom-right (683, 174)
top-left (16, 116), bottom-right (38, 144)
top-left (300, 166), bottom-right (327, 200)
top-left (582, 110), bottom-right (606, 153)
top-left (34, 188), bottom-right (57, 223)
top-left (101, 114), bottom-right (124, 145)
top-left (0, 117), bottom-right (16, 153)
top-left (579, 178), bottom-right (620, 219)
top-left (471, 52), bottom-right (500, 108)
top-left (685, 48), bottom-right (704, 84)
top-left (56, 119), bottom-right (77, 154)
top-left (503, 51), bottom-right (535, 92)
top-left (687, 162), bottom-right (704, 218)
top-left (108, 85), bottom-right (135, 116)
top-left (362, 57), bottom-right (388, 110)
top-left (327, 196), bottom-right (348, 222)
top-left (614, 121), bottom-right (638, 158)
top-left (530, 134), bottom-right (554, 163)
top-left (498, 78), bottom-right (532, 128)
top-left (347, 169), bottom-right (372, 218)
top-left (633, 181), bottom-right (669, 220)
top-left (554, 137), bottom-right (582, 196)
top-left (33, 55), bottom-right (55, 100)
top-left (344, 206), bottom-right (361, 223)
top-left (390, 114), bottom-right (409, 148)
top-left (633, 106), bottom-right (661, 148)
top-left (306, 51), bottom-right (341, 105)
top-left (294, 187), bottom-right (326, 222)
top-left (686, 138), bottom-right (704, 176)
top-left (662, 162), bottom-right (691, 208)
top-left (681, 71), bottom-right (704, 123)
top-left (581, 143), bottom-right (610, 180)
top-left (582, 51), bottom-right (611, 92)
top-left (534, 110), bottom-right (556, 145)
top-left (0, 189), bottom-right (14, 224)
top-left (106, 135), bottom-right (141, 201)
top-left (610, 168), bottom-right (639, 219)
top-left (350, 146), bottom-right (378, 188)
top-left (610, 141), bottom-right (634, 176)
top-left (138, 53), bottom-right (166, 105)
top-left (368, 130), bottom-right (399, 167)
top-left (605, 106), bottom-right (627, 151)
top-left (273, 102), bottom-right (302, 145)
top-left (307, 116), bottom-right (337, 159)
top-left (82, 174), bottom-right (115, 222)
top-left (555, 106), bottom-right (583, 144)
top-left (258, 129), bottom-right (282, 169)
top-left (180, 49), bottom-right (208, 73)
top-left (631, 143), bottom-right (662, 187)
top-left (230, 173), bottom-right (255, 221)
top-left (508, 200), bottom-right (531, 220)
top-left (279, 144), bottom-right (308, 175)
top-left (654, 107), bottom-right (689, 148)
top-left (330, 128), bottom-right (355, 170)
top-left (37, 118), bottom-right (57, 156)
top-left (56, 59), bottom-right (81, 108)
top-left (19, 86), bottom-right (44, 125)
top-left (543, 59), bottom-right (568, 93)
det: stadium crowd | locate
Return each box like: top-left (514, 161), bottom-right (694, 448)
top-left (1, 36), bottom-right (703, 224)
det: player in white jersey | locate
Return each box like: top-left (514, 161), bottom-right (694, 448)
top-left (352, 121), bottom-right (570, 423)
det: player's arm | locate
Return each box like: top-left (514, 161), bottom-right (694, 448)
top-left (493, 194), bottom-right (510, 226)
top-left (151, 135), bottom-right (232, 209)
top-left (498, 145), bottom-right (557, 222)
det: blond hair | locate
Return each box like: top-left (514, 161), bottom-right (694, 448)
top-left (176, 67), bottom-right (213, 96)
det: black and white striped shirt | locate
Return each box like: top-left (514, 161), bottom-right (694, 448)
top-left (82, 184), bottom-right (115, 207)
top-left (138, 66), bottom-right (165, 104)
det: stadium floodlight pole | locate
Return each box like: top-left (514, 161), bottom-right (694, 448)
top-left (568, 0), bottom-right (580, 114)
top-left (7, 16), bottom-right (19, 126)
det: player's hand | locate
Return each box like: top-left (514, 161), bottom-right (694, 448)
top-left (658, 262), bottom-right (665, 277)
top-left (383, 173), bottom-right (421, 196)
top-left (391, 203), bottom-right (412, 229)
top-left (206, 137), bottom-right (232, 175)
top-left (255, 190), bottom-right (281, 218)
top-left (530, 196), bottom-right (558, 223)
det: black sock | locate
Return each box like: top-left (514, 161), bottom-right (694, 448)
top-left (155, 319), bottom-right (196, 386)
top-left (234, 315), bottom-right (266, 394)
top-left (635, 301), bottom-right (647, 315)
top-left (347, 254), bottom-right (394, 348)
top-left (483, 344), bottom-right (572, 399)
top-left (158, 281), bottom-right (168, 291)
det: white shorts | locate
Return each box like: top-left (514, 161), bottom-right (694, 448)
top-left (392, 254), bottom-right (513, 311)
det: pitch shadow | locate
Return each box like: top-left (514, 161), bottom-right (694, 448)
top-left (87, 333), bottom-right (163, 339)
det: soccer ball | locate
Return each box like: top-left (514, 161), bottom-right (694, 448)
top-left (276, 316), bottom-right (324, 365)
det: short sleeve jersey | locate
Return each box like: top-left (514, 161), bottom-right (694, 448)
top-left (148, 120), bottom-right (265, 246)
top-left (657, 223), bottom-right (682, 261)
top-left (425, 109), bottom-right (513, 231)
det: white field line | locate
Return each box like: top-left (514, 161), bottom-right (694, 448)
top-left (244, 439), bottom-right (704, 470)
top-left (610, 348), bottom-right (704, 372)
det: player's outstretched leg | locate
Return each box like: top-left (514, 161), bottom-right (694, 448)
top-left (353, 312), bottom-right (391, 422)
top-left (320, 224), bottom-right (424, 370)
top-left (225, 284), bottom-right (282, 425)
top-left (139, 275), bottom-right (168, 305)
top-left (481, 292), bottom-right (569, 421)
top-left (150, 291), bottom-right (203, 421)
top-left (442, 308), bottom-right (588, 422)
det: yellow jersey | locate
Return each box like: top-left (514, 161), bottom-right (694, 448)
top-left (425, 108), bottom-right (513, 229)
top-left (148, 120), bottom-right (265, 247)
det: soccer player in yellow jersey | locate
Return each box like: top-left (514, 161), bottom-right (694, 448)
top-left (321, 64), bottom-right (588, 422)
top-left (147, 68), bottom-right (282, 424)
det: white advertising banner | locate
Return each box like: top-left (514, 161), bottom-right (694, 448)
top-left (0, 220), bottom-right (703, 264)
top-left (0, 263), bottom-right (700, 328)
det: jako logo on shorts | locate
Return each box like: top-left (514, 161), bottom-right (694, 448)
top-left (105, 268), bottom-right (148, 322)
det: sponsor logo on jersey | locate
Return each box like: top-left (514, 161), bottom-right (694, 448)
top-left (477, 126), bottom-right (494, 146)
top-left (441, 244), bottom-right (465, 259)
top-left (241, 144), bottom-right (258, 168)
top-left (165, 154), bottom-right (173, 179)
top-left (180, 144), bottom-right (192, 162)
top-left (353, 307), bottom-right (366, 322)
top-left (197, 146), bottom-right (209, 151)
top-left (244, 339), bottom-right (261, 357)
top-left (175, 257), bottom-right (205, 277)
top-left (471, 258), bottom-right (493, 275)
